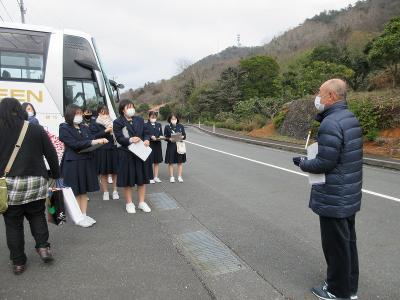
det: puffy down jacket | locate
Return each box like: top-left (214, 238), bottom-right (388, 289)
top-left (300, 100), bottom-right (363, 218)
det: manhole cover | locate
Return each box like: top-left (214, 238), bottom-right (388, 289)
top-left (176, 231), bottom-right (244, 276)
top-left (147, 192), bottom-right (179, 210)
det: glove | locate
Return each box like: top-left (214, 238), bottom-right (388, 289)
top-left (293, 156), bottom-right (306, 167)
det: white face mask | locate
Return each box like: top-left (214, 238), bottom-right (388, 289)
top-left (150, 118), bottom-right (157, 124)
top-left (27, 112), bottom-right (34, 117)
top-left (126, 108), bottom-right (135, 117)
top-left (73, 115), bottom-right (83, 125)
top-left (171, 120), bottom-right (177, 125)
top-left (314, 96), bottom-right (325, 112)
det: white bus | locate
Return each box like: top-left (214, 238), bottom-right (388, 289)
top-left (0, 22), bottom-right (123, 136)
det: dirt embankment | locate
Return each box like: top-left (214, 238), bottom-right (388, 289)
top-left (249, 124), bottom-right (400, 159)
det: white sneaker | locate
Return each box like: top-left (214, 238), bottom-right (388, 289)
top-left (154, 177), bottom-right (162, 183)
top-left (85, 215), bottom-right (96, 225)
top-left (149, 179), bottom-right (155, 184)
top-left (112, 191), bottom-right (119, 200)
top-left (170, 177), bottom-right (175, 183)
top-left (103, 192), bottom-right (110, 201)
top-left (178, 176), bottom-right (184, 183)
top-left (108, 175), bottom-right (113, 184)
top-left (126, 203), bottom-right (136, 214)
top-left (77, 218), bottom-right (93, 228)
top-left (138, 202), bottom-right (151, 213)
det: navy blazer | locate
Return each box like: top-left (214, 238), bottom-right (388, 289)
top-left (59, 123), bottom-right (94, 161)
top-left (113, 116), bottom-right (150, 150)
top-left (145, 121), bottom-right (163, 138)
top-left (89, 121), bottom-right (115, 150)
top-left (164, 123), bottom-right (186, 143)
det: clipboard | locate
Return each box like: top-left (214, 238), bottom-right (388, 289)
top-left (78, 143), bottom-right (103, 153)
top-left (155, 136), bottom-right (166, 141)
top-left (170, 133), bottom-right (183, 142)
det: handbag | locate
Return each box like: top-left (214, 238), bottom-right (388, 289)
top-left (177, 141), bottom-right (186, 154)
top-left (0, 121), bottom-right (29, 214)
top-left (47, 179), bottom-right (67, 225)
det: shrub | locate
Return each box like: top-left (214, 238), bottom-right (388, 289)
top-left (273, 110), bottom-right (288, 129)
top-left (348, 99), bottom-right (379, 139)
top-left (366, 128), bottom-right (379, 141)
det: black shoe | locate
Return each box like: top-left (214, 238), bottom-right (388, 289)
top-left (36, 247), bottom-right (54, 263)
top-left (13, 264), bottom-right (26, 275)
top-left (323, 281), bottom-right (358, 300)
top-left (311, 286), bottom-right (350, 300)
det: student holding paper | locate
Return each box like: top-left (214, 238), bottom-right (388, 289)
top-left (59, 105), bottom-right (109, 228)
top-left (113, 100), bottom-right (152, 214)
top-left (164, 114), bottom-right (186, 183)
top-left (89, 105), bottom-right (119, 201)
top-left (145, 111), bottom-right (164, 184)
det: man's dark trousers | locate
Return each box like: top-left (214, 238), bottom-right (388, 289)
top-left (319, 215), bottom-right (359, 298)
top-left (3, 199), bottom-right (50, 265)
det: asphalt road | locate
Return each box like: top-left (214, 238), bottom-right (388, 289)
top-left (0, 126), bottom-right (399, 300)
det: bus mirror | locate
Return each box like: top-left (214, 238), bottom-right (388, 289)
top-left (94, 70), bottom-right (106, 97)
top-left (117, 84), bottom-right (125, 89)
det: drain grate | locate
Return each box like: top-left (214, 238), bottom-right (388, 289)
top-left (176, 231), bottom-right (244, 276)
top-left (147, 192), bottom-right (179, 210)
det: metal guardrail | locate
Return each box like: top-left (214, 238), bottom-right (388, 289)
top-left (187, 124), bottom-right (400, 171)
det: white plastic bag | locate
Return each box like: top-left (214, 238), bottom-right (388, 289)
top-left (62, 187), bottom-right (85, 224)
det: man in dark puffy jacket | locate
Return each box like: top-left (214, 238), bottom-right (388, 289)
top-left (293, 79), bottom-right (363, 300)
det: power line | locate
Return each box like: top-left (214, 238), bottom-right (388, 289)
top-left (0, 0), bottom-right (14, 21)
top-left (0, 13), bottom-right (4, 21)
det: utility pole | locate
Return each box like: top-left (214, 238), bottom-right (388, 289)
top-left (18, 0), bottom-right (26, 23)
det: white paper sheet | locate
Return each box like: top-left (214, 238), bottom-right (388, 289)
top-left (128, 140), bottom-right (152, 161)
top-left (306, 142), bottom-right (326, 185)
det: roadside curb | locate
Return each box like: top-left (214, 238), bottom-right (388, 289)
top-left (187, 124), bottom-right (400, 172)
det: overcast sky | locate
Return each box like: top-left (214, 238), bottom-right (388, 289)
top-left (1, 0), bottom-right (359, 90)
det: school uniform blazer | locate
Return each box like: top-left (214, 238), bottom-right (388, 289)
top-left (89, 121), bottom-right (115, 150)
top-left (164, 123), bottom-right (186, 143)
top-left (59, 123), bottom-right (94, 161)
top-left (145, 121), bottom-right (163, 138)
top-left (113, 116), bottom-right (151, 151)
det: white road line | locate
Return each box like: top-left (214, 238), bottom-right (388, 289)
top-left (186, 140), bottom-right (400, 203)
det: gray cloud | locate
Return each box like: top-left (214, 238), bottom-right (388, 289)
top-left (1, 0), bottom-right (359, 89)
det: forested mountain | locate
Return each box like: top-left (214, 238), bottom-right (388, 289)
top-left (121, 0), bottom-right (400, 105)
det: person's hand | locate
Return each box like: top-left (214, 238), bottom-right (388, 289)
top-left (93, 138), bottom-right (108, 145)
top-left (105, 125), bottom-right (113, 133)
top-left (293, 156), bottom-right (306, 167)
top-left (130, 136), bottom-right (141, 144)
top-left (151, 135), bottom-right (157, 141)
top-left (144, 140), bottom-right (150, 147)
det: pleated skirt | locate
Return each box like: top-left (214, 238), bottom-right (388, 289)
top-left (62, 158), bottom-right (99, 195)
top-left (150, 141), bottom-right (163, 163)
top-left (165, 142), bottom-right (187, 164)
top-left (94, 148), bottom-right (119, 175)
top-left (116, 149), bottom-right (151, 187)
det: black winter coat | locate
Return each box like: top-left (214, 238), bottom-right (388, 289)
top-left (0, 122), bottom-right (60, 179)
top-left (300, 101), bottom-right (363, 218)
